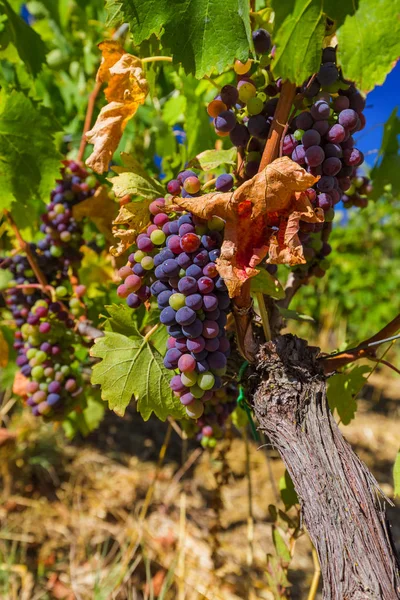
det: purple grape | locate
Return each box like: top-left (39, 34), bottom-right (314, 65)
top-left (186, 264), bottom-right (203, 279)
top-left (215, 110), bottom-right (237, 133)
top-left (295, 112), bottom-right (313, 130)
top-left (176, 307), bottom-right (196, 326)
top-left (324, 143), bottom-right (342, 158)
top-left (322, 157), bottom-right (342, 176)
top-left (317, 176), bottom-right (335, 192)
top-left (252, 28), bottom-right (271, 54)
top-left (312, 120), bottom-right (330, 136)
top-left (302, 129), bottom-right (321, 148)
top-left (247, 115), bottom-right (270, 138)
top-left (220, 85), bottom-right (239, 106)
top-left (343, 148), bottom-right (364, 167)
top-left (162, 259), bottom-right (180, 277)
top-left (322, 47), bottom-right (336, 63)
top-left (187, 337), bottom-right (206, 353)
top-left (215, 174), bottom-right (234, 192)
top-left (282, 134), bottom-right (298, 155)
top-left (310, 100), bottom-right (330, 121)
top-left (178, 276), bottom-right (198, 295)
top-left (317, 62), bottom-right (338, 87)
top-left (202, 320), bottom-right (219, 339)
top-left (203, 295), bottom-right (218, 312)
top-left (326, 124), bottom-right (346, 143)
top-left (292, 145), bottom-right (306, 164)
top-left (170, 374), bottom-right (187, 392)
top-left (317, 193), bottom-right (332, 211)
top-left (186, 294), bottom-right (203, 310)
top-left (158, 290), bottom-right (173, 307)
top-left (160, 307), bottom-right (177, 325)
top-left (305, 145), bottom-right (325, 167)
top-left (165, 348), bottom-right (182, 367)
top-left (182, 319), bottom-right (203, 338)
top-left (229, 124), bottom-right (250, 147)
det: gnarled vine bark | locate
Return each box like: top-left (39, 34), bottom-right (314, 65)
top-left (250, 335), bottom-right (400, 599)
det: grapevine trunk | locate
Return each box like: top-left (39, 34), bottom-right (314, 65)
top-left (251, 335), bottom-right (400, 599)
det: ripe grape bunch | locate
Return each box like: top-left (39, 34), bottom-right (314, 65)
top-left (118, 170), bottom-right (234, 424)
top-left (1, 160), bottom-right (97, 417)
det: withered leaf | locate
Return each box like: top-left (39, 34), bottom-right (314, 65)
top-left (110, 200), bottom-right (152, 256)
top-left (174, 157), bottom-right (322, 297)
top-left (0, 330), bottom-right (8, 368)
top-left (85, 41), bottom-right (149, 174)
top-left (73, 185), bottom-right (118, 243)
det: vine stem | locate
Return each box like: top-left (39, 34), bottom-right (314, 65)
top-left (201, 177), bottom-right (217, 190)
top-left (4, 210), bottom-right (49, 289)
top-left (76, 80), bottom-right (103, 163)
top-left (307, 546), bottom-right (321, 600)
top-left (255, 292), bottom-right (271, 341)
top-left (141, 56), bottom-right (173, 63)
top-left (143, 323), bottom-right (159, 342)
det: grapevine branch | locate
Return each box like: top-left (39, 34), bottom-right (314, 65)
top-left (4, 210), bottom-right (49, 289)
top-left (76, 80), bottom-right (103, 163)
top-left (320, 313), bottom-right (400, 373)
top-left (232, 82), bottom-right (297, 357)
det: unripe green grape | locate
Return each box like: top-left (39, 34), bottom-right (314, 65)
top-left (186, 399), bottom-right (204, 419)
top-left (179, 269), bottom-right (186, 278)
top-left (208, 438), bottom-right (217, 448)
top-left (134, 250), bottom-right (146, 262)
top-left (85, 175), bottom-right (97, 188)
top-left (28, 335), bottom-right (40, 346)
top-left (141, 256), bottom-right (154, 270)
top-left (27, 348), bottom-right (37, 360)
top-left (31, 366), bottom-right (44, 380)
top-left (324, 207), bottom-right (335, 222)
top-left (60, 231), bottom-right (72, 242)
top-left (54, 204), bottom-right (65, 215)
top-left (35, 351), bottom-right (47, 364)
top-left (238, 82), bottom-right (256, 103)
top-left (69, 297), bottom-right (81, 308)
top-left (191, 385), bottom-right (205, 399)
top-left (201, 436), bottom-right (210, 448)
top-left (50, 246), bottom-right (63, 258)
top-left (181, 371), bottom-right (198, 387)
top-left (294, 129), bottom-right (304, 141)
top-left (150, 229), bottom-right (166, 245)
top-left (197, 372), bottom-right (215, 391)
top-left (195, 224), bottom-right (207, 236)
top-left (211, 366), bottom-right (227, 377)
top-left (169, 293), bottom-right (186, 310)
top-left (257, 92), bottom-right (267, 102)
top-left (61, 365), bottom-right (70, 375)
top-left (39, 382), bottom-right (48, 391)
top-left (25, 269), bottom-right (34, 277)
top-left (35, 300), bottom-right (48, 308)
top-left (346, 184), bottom-right (356, 196)
top-left (208, 216), bottom-right (225, 232)
top-left (56, 285), bottom-right (68, 298)
top-left (71, 308), bottom-right (81, 316)
top-left (247, 96), bottom-right (264, 115)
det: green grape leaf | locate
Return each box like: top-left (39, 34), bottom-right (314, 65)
top-left (190, 147), bottom-right (237, 172)
top-left (0, 0), bottom-right (47, 76)
top-left (327, 365), bottom-right (370, 425)
top-left (371, 109), bottom-right (400, 198)
top-left (110, 154), bottom-right (165, 199)
top-left (0, 90), bottom-right (61, 211)
top-left (278, 307), bottom-right (315, 322)
top-left (162, 94), bottom-right (187, 126)
top-left (183, 75), bottom-right (217, 158)
top-left (106, 0), bottom-right (252, 78)
top-left (279, 470), bottom-right (299, 510)
top-left (394, 452), bottom-right (400, 497)
top-left (323, 0), bottom-right (358, 28)
top-left (250, 269), bottom-right (285, 299)
top-left (103, 303), bottom-right (142, 336)
top-left (90, 330), bottom-right (186, 420)
top-left (63, 393), bottom-right (105, 439)
top-left (337, 0), bottom-right (400, 93)
top-left (272, 528), bottom-right (291, 564)
top-left (271, 0), bottom-right (325, 85)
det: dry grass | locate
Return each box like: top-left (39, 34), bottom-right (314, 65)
top-left (0, 369), bottom-right (399, 600)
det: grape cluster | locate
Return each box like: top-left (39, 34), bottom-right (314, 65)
top-left (15, 298), bottom-right (83, 417)
top-left (118, 170), bottom-right (233, 422)
top-left (342, 172), bottom-right (372, 209)
top-left (181, 382), bottom-right (238, 448)
top-left (38, 160), bottom-right (99, 274)
top-left (1, 160), bottom-right (96, 416)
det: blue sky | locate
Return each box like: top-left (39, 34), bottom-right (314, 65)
top-left (354, 62), bottom-right (400, 168)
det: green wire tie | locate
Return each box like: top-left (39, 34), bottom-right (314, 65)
top-left (237, 361), bottom-right (260, 442)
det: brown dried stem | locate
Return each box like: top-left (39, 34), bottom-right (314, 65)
top-left (77, 80), bottom-right (103, 163)
top-left (320, 313), bottom-right (400, 373)
top-left (4, 211), bottom-right (49, 290)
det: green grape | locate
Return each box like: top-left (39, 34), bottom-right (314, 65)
top-left (191, 385), bottom-right (205, 399)
top-left (39, 382), bottom-right (48, 391)
top-left (257, 92), bottom-right (267, 102)
top-left (56, 285), bottom-right (68, 298)
top-left (150, 229), bottom-right (166, 245)
top-left (169, 293), bottom-right (186, 310)
top-left (208, 438), bottom-right (217, 448)
top-left (61, 365), bottom-right (70, 375)
top-left (141, 256), bottom-right (154, 270)
top-left (197, 372), bottom-right (215, 391)
top-left (195, 224), bottom-right (208, 236)
top-left (211, 366), bottom-right (227, 377)
top-left (181, 372), bottom-right (198, 387)
top-left (31, 366), bottom-right (44, 380)
top-left (238, 82), bottom-right (257, 103)
top-left (201, 437), bottom-right (210, 448)
top-left (26, 348), bottom-right (37, 360)
top-left (324, 207), bottom-right (335, 222)
top-left (71, 308), bottom-right (81, 316)
top-left (186, 399), bottom-right (204, 419)
top-left (35, 300), bottom-right (48, 308)
top-left (50, 246), bottom-right (63, 258)
top-left (134, 250), bottom-right (146, 262)
top-left (86, 175), bottom-right (97, 188)
top-left (35, 351), bottom-right (47, 364)
top-left (179, 269), bottom-right (186, 278)
top-left (208, 216), bottom-right (225, 232)
top-left (54, 204), bottom-right (65, 215)
top-left (69, 297), bottom-right (81, 308)
top-left (294, 129), bottom-right (304, 141)
top-left (259, 55), bottom-right (270, 68)
top-left (247, 96), bottom-right (264, 115)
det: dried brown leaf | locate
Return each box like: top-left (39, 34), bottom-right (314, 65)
top-left (174, 157), bottom-right (321, 296)
top-left (85, 41), bottom-right (149, 174)
top-left (72, 185), bottom-right (118, 242)
top-left (0, 330), bottom-right (8, 368)
top-left (110, 201), bottom-right (152, 256)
